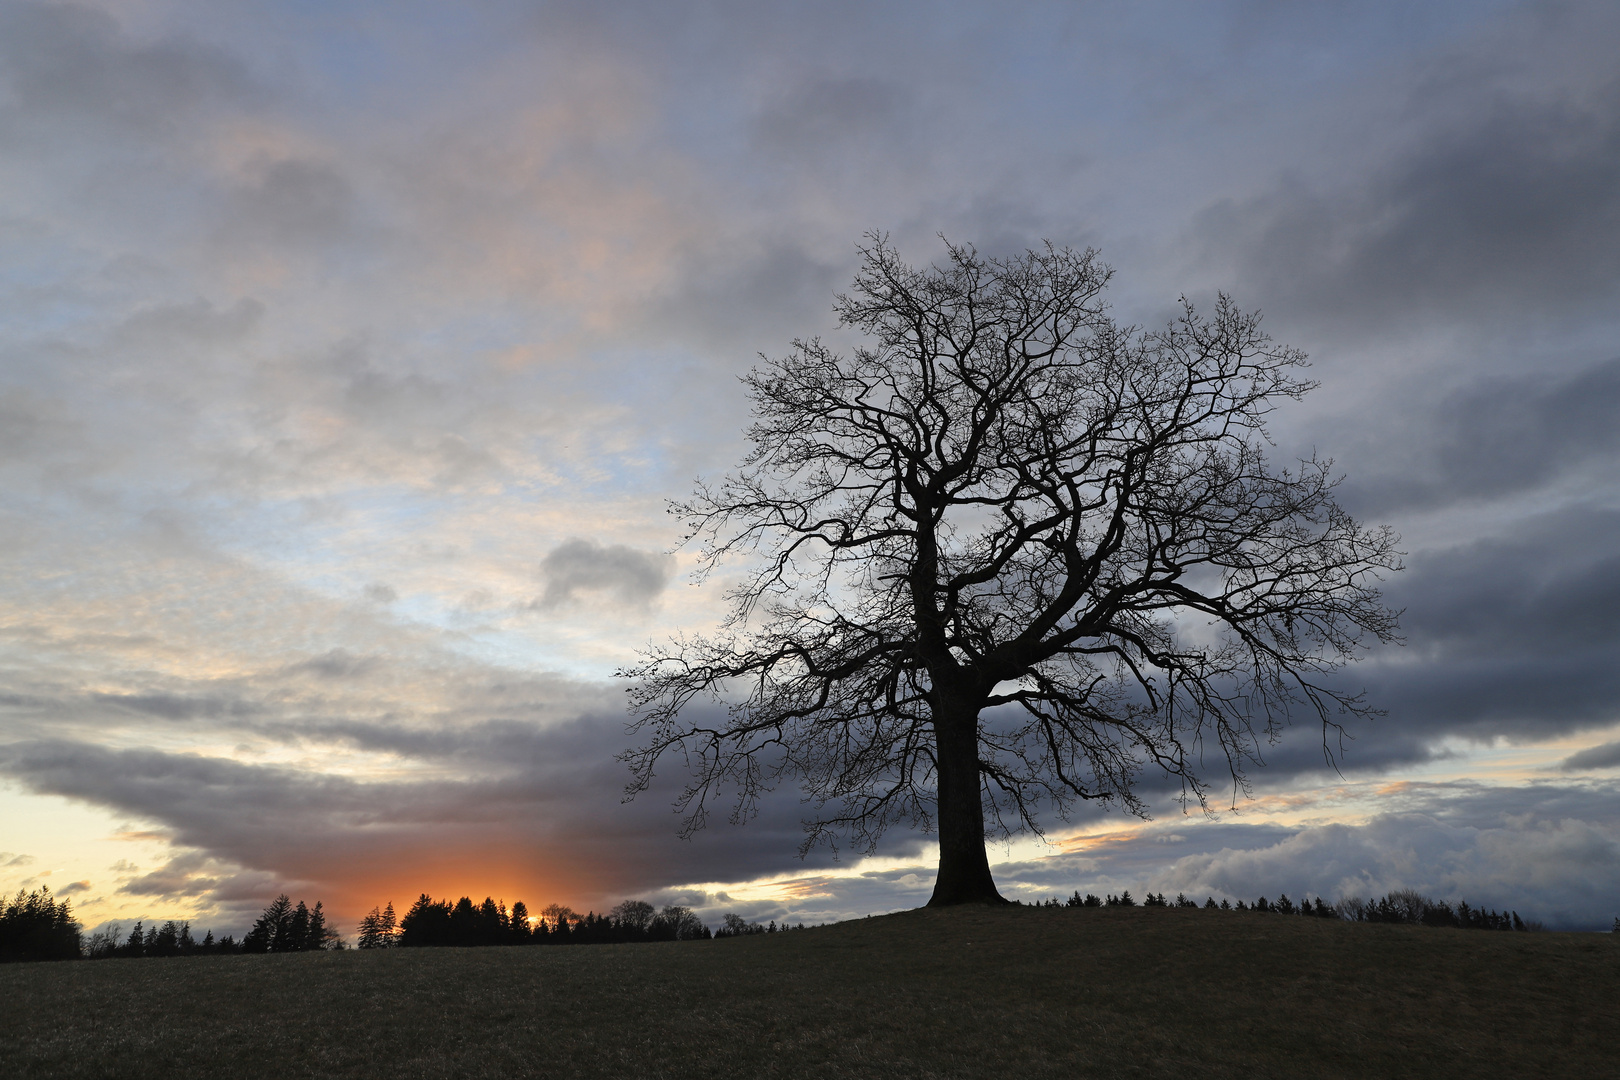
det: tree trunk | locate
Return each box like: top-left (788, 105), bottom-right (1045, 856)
top-left (927, 703), bottom-right (1007, 906)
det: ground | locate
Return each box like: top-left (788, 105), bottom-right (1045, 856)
top-left (2, 906), bottom-right (1614, 1078)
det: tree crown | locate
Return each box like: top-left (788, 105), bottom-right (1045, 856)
top-left (622, 235), bottom-right (1399, 855)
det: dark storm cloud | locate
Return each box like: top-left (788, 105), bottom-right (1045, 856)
top-left (1362, 507), bottom-right (1620, 740)
top-left (1337, 356), bottom-right (1620, 515)
top-left (1198, 74), bottom-right (1620, 329)
top-left (1428, 358), bottom-right (1620, 501)
top-left (535, 538), bottom-right (674, 610)
top-left (1197, 507), bottom-right (1619, 781)
top-left (0, 714), bottom-right (899, 914)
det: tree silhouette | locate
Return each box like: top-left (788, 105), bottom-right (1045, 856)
top-left (0, 887), bottom-right (82, 962)
top-left (357, 904), bottom-right (398, 949)
top-left (622, 235), bottom-right (1400, 905)
top-left (611, 900), bottom-right (656, 936)
top-left (243, 894), bottom-right (339, 952)
top-left (507, 901), bottom-right (531, 943)
top-left (399, 894), bottom-right (453, 947)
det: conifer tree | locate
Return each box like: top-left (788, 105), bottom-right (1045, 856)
top-left (358, 907), bottom-right (384, 949)
top-left (0, 887), bottom-right (83, 962)
top-left (508, 901), bottom-right (531, 943)
top-left (244, 895), bottom-right (293, 953)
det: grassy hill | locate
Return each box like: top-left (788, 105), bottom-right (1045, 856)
top-left (3, 905), bottom-right (1614, 1079)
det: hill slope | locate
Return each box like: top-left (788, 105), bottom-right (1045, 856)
top-left (3, 906), bottom-right (1614, 1078)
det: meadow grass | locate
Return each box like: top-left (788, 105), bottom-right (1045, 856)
top-left (2, 905), bottom-right (1614, 1079)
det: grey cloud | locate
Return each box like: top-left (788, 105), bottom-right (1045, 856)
top-left (1, 851), bottom-right (34, 867)
top-left (91, 693), bottom-right (266, 722)
top-left (0, 388), bottom-right (87, 469)
top-left (118, 852), bottom-right (220, 899)
top-left (57, 879), bottom-right (91, 895)
top-left (218, 158), bottom-right (359, 249)
top-left (536, 538), bottom-right (673, 610)
top-left (1430, 357), bottom-right (1620, 502)
top-left (638, 238), bottom-right (845, 355)
top-left (1316, 507), bottom-right (1620, 748)
top-left (1153, 806), bottom-right (1620, 930)
top-left (981, 781), bottom-right (1620, 929)
top-left (1339, 356), bottom-right (1620, 515)
top-left (114, 297), bottom-right (264, 349)
top-left (0, 1), bottom-right (253, 135)
top-left (0, 618), bottom-right (619, 750)
top-left (282, 648), bottom-right (385, 681)
top-left (0, 719), bottom-right (893, 921)
top-left (1197, 75), bottom-right (1620, 330)
top-left (1562, 741), bottom-right (1620, 772)
top-left (752, 77), bottom-right (911, 159)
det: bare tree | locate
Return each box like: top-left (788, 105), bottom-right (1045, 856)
top-left (621, 235), bottom-right (1400, 905)
top-left (610, 899), bottom-right (656, 934)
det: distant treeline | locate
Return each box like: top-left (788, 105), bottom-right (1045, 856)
top-left (353, 895), bottom-right (800, 948)
top-left (3, 881), bottom-right (1562, 965)
top-left (1041, 888), bottom-right (1535, 931)
top-left (84, 894), bottom-right (339, 959)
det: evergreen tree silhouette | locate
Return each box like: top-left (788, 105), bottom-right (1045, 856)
top-left (0, 887), bottom-right (83, 962)
top-left (508, 901), bottom-right (532, 943)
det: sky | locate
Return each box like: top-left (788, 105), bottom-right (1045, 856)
top-left (1, 0), bottom-right (1618, 936)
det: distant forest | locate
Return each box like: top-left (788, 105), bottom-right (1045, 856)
top-left (353, 895), bottom-right (734, 948)
top-left (1043, 889), bottom-right (1535, 931)
top-left (0, 882), bottom-right (1567, 963)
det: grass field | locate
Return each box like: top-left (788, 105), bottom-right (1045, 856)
top-left (3, 906), bottom-right (1615, 1079)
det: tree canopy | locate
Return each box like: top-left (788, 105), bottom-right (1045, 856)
top-left (622, 235), bottom-right (1400, 904)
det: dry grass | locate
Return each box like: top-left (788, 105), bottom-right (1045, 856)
top-left (2, 906), bottom-right (1615, 1079)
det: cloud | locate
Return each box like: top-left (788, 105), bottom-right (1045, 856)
top-left (0, 1), bottom-right (253, 135)
top-left (979, 780), bottom-right (1620, 929)
top-left (217, 157), bottom-right (359, 250)
top-left (0, 715), bottom-right (901, 927)
top-left (91, 692), bottom-right (266, 721)
top-left (752, 77), bottom-right (913, 162)
top-left (58, 879), bottom-right (92, 895)
top-left (1, 852), bottom-right (34, 867)
top-left (282, 648), bottom-right (384, 681)
top-left (535, 538), bottom-right (673, 610)
top-left (1562, 741), bottom-right (1620, 772)
top-left (362, 583), bottom-right (397, 604)
top-left (114, 297), bottom-right (265, 350)
top-left (1196, 67), bottom-right (1620, 332)
top-left (1150, 805), bottom-right (1620, 930)
top-left (1357, 507), bottom-right (1620, 742)
top-left (1338, 356), bottom-right (1620, 515)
